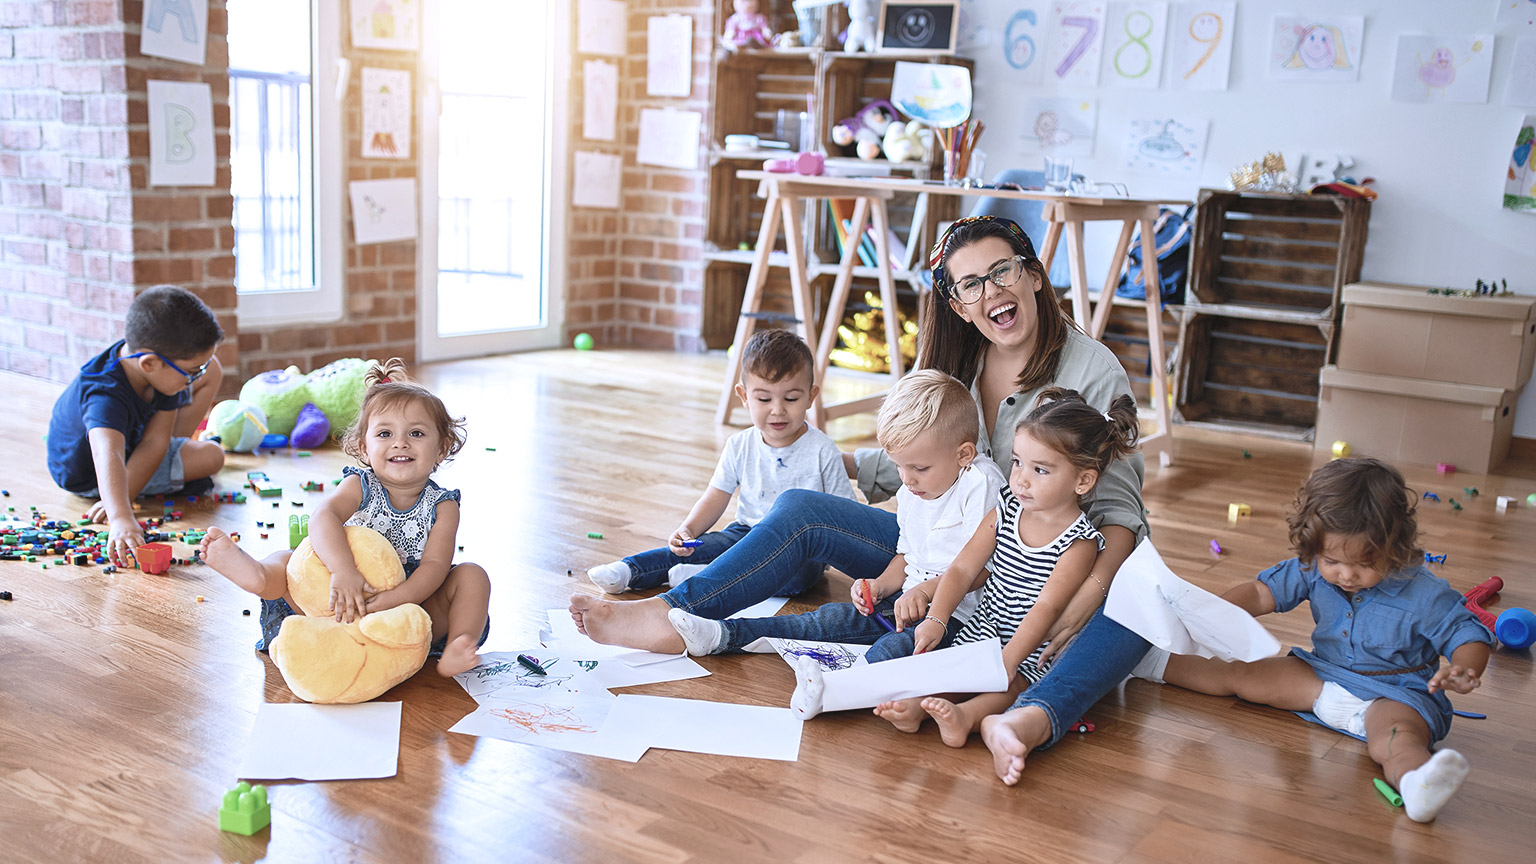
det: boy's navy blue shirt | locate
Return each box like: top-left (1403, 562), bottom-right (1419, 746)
top-left (47, 339), bottom-right (191, 494)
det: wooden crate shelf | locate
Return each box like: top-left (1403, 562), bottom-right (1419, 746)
top-left (1175, 311), bottom-right (1333, 439)
top-left (1187, 189), bottom-right (1370, 315)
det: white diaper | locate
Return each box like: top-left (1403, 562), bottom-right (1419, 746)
top-left (1312, 681), bottom-right (1374, 737)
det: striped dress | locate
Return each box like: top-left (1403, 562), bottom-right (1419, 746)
top-left (952, 486), bottom-right (1104, 682)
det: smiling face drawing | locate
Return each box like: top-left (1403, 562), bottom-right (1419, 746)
top-left (1297, 26), bottom-right (1335, 69)
top-left (1419, 48), bottom-right (1457, 88)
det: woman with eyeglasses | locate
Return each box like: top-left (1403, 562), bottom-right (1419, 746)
top-left (571, 216), bottom-right (1152, 783)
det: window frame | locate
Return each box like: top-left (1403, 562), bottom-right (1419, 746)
top-left (233, 0), bottom-right (344, 328)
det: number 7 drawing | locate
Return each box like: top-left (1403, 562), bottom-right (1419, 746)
top-left (1056, 16), bottom-right (1099, 77)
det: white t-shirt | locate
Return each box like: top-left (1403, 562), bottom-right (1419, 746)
top-left (894, 455), bottom-right (1007, 623)
top-left (709, 424), bottom-right (857, 526)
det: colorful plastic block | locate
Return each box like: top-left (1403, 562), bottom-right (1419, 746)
top-left (289, 514), bottom-right (309, 550)
top-left (218, 782), bottom-right (270, 835)
top-left (1227, 503), bottom-right (1251, 522)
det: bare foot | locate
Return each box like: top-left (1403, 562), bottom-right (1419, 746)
top-left (873, 698), bottom-right (926, 733)
top-left (199, 527), bottom-right (266, 594)
top-left (568, 594), bottom-right (684, 654)
top-left (980, 705), bottom-right (1051, 786)
top-left (436, 634), bottom-right (480, 677)
top-left (922, 697), bottom-right (981, 748)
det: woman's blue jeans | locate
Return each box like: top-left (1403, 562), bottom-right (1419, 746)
top-left (661, 489), bottom-right (1151, 752)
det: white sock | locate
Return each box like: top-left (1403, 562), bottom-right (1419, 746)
top-left (586, 560), bottom-right (632, 594)
top-left (789, 655), bottom-right (826, 721)
top-left (668, 562), bottom-right (708, 587)
top-left (666, 607), bottom-right (726, 656)
top-left (1129, 646), bottom-right (1170, 683)
top-left (1399, 749), bottom-right (1470, 823)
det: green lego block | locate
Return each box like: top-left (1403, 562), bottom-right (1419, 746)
top-left (288, 514), bottom-right (310, 550)
top-left (219, 782), bottom-right (270, 835)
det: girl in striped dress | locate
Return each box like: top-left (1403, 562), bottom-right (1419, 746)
top-left (873, 387), bottom-right (1140, 746)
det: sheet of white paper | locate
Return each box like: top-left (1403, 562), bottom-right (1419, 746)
top-left (361, 67), bottom-right (412, 159)
top-left (545, 609), bottom-right (687, 666)
top-left (1020, 97), bottom-right (1098, 156)
top-left (1104, 539), bottom-right (1281, 662)
top-left (1167, 2), bottom-right (1234, 91)
top-left (727, 595), bottom-right (791, 619)
top-left (1001, 2), bottom-right (1050, 84)
top-left (452, 650), bottom-right (606, 702)
top-left (891, 62), bottom-right (973, 128)
top-left (584, 654), bottom-right (712, 689)
top-left (748, 637), bottom-right (871, 672)
top-left (147, 80), bottom-right (215, 186)
top-left (140, 0), bottom-right (207, 65)
top-left (1046, 2), bottom-right (1107, 86)
top-left (351, 0), bottom-right (418, 51)
top-left (578, 0), bottom-right (627, 57)
top-left (819, 639), bottom-right (1008, 713)
top-left (238, 702), bottom-right (401, 781)
top-left (1102, 2), bottom-right (1168, 89)
top-left (636, 108), bottom-right (702, 170)
top-left (647, 15), bottom-right (693, 97)
top-left (605, 695), bottom-right (802, 762)
top-left (1268, 16), bottom-right (1364, 83)
top-left (1505, 37), bottom-right (1536, 107)
top-left (1123, 116), bottom-right (1207, 176)
top-left (572, 150), bottom-right (622, 210)
top-left (348, 178), bottom-right (417, 244)
top-left (1391, 35), bottom-right (1494, 104)
top-left (583, 60), bottom-right (618, 141)
top-left (449, 688), bottom-right (648, 762)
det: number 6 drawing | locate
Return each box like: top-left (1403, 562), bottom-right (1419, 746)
top-left (1006, 10), bottom-right (1038, 71)
top-left (1055, 16), bottom-right (1100, 78)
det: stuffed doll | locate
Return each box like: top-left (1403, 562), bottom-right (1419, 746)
top-left (723, 0), bottom-right (773, 49)
top-left (845, 0), bottom-right (877, 53)
top-left (832, 100), bottom-right (897, 160)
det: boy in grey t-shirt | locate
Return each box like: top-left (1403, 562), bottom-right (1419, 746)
top-left (587, 329), bottom-right (857, 593)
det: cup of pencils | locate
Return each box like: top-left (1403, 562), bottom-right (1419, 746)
top-left (935, 120), bottom-right (985, 186)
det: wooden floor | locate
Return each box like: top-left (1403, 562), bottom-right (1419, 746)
top-left (2, 350), bottom-right (1533, 864)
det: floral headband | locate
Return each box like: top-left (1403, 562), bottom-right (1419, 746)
top-left (926, 215), bottom-right (1039, 297)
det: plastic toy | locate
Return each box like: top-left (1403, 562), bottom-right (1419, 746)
top-left (1330, 440), bottom-right (1350, 458)
top-left (1463, 487), bottom-right (1479, 498)
top-left (270, 527), bottom-right (428, 703)
top-left (205, 400), bottom-right (270, 453)
top-left (289, 514), bottom-right (309, 550)
top-left (587, 531), bottom-right (604, 539)
top-left (764, 152), bottom-right (825, 175)
top-left (1068, 718), bottom-right (1095, 733)
top-left (722, 0), bottom-right (772, 49)
top-left (1462, 575), bottom-right (1501, 631)
top-left (1372, 778), bottom-right (1403, 807)
top-left (1496, 495), bottom-right (1516, 514)
top-left (574, 332), bottom-right (595, 351)
top-left (1437, 463), bottom-right (1456, 475)
top-left (247, 471), bottom-right (282, 498)
top-left (219, 782), bottom-right (270, 835)
top-left (844, 0), bottom-right (877, 52)
top-left (1228, 503), bottom-right (1251, 523)
top-left (260, 433), bottom-right (288, 449)
top-left (1422, 492), bottom-right (1440, 502)
top-left (134, 542), bottom-right (173, 575)
top-left (1209, 539), bottom-right (1222, 556)
top-left (1495, 608), bottom-right (1536, 651)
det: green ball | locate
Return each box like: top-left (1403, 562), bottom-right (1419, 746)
top-left (574, 332), bottom-right (595, 351)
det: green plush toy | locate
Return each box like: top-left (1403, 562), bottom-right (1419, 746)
top-left (240, 359), bottom-right (372, 440)
top-left (206, 400), bottom-right (270, 452)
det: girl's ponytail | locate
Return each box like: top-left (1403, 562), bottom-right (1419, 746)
top-left (366, 357), bottom-right (409, 388)
top-left (1019, 388), bottom-right (1141, 479)
top-left (1099, 393), bottom-right (1140, 468)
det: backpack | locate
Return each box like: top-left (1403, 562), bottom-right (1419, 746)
top-left (1116, 204), bottom-right (1194, 304)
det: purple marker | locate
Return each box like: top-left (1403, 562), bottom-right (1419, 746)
top-left (873, 612), bottom-right (896, 633)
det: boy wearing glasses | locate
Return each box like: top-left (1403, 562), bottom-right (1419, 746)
top-left (47, 285), bottom-right (227, 563)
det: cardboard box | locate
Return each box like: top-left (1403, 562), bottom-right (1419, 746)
top-left (1337, 282), bottom-right (1536, 391)
top-left (1315, 365), bottom-right (1517, 474)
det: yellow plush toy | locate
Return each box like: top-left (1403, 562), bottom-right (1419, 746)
top-left (269, 526), bottom-right (432, 703)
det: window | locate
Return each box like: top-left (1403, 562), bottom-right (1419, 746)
top-left (228, 0), bottom-right (342, 325)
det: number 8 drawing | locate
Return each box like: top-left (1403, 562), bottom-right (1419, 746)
top-left (1114, 11), bottom-right (1154, 79)
top-left (1005, 10), bottom-right (1038, 71)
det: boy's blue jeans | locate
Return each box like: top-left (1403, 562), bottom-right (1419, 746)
top-left (623, 521), bottom-right (824, 594)
top-left (723, 590), bottom-right (960, 664)
top-left (660, 489), bottom-right (1151, 749)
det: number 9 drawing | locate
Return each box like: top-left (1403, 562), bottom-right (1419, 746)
top-left (1006, 10), bottom-right (1038, 71)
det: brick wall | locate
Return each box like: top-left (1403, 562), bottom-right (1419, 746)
top-left (1, 0), bottom-right (239, 391)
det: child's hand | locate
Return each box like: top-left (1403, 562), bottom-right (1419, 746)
top-left (106, 517), bottom-right (144, 567)
top-left (364, 587), bottom-right (402, 613)
top-left (892, 587), bottom-right (930, 629)
top-left (668, 527), bottom-right (696, 557)
top-left (912, 617), bottom-right (945, 654)
top-left (1428, 663), bottom-right (1482, 695)
top-left (329, 569), bottom-right (373, 623)
top-left (849, 579), bottom-right (878, 614)
top-left (85, 500), bottom-right (110, 524)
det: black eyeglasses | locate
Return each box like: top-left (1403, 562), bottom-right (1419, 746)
top-left (118, 351), bottom-right (212, 386)
top-left (949, 256), bottom-right (1029, 305)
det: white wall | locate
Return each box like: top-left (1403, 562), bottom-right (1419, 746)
top-left (958, 0), bottom-right (1536, 436)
